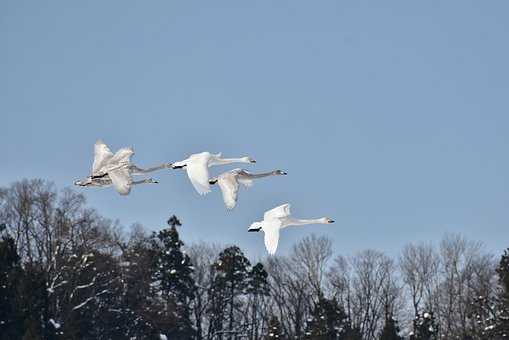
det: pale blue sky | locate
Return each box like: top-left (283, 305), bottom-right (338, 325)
top-left (2, 1), bottom-right (508, 259)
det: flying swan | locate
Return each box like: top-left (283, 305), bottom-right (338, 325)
top-left (209, 169), bottom-right (287, 209)
top-left (248, 203), bottom-right (334, 255)
top-left (74, 140), bottom-right (170, 195)
top-left (171, 152), bottom-right (256, 195)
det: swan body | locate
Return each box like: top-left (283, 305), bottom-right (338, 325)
top-left (172, 152), bottom-right (256, 195)
top-left (248, 203), bottom-right (334, 255)
top-left (75, 140), bottom-right (167, 195)
top-left (209, 169), bottom-right (287, 209)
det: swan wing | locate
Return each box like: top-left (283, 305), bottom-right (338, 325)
top-left (207, 152), bottom-right (224, 166)
top-left (235, 169), bottom-right (253, 188)
top-left (108, 168), bottom-right (132, 195)
top-left (263, 225), bottom-right (280, 255)
top-left (217, 173), bottom-right (240, 209)
top-left (110, 147), bottom-right (134, 165)
top-left (186, 160), bottom-right (211, 195)
top-left (100, 147), bottom-right (134, 174)
top-left (92, 140), bottom-right (114, 175)
top-left (264, 203), bottom-right (291, 221)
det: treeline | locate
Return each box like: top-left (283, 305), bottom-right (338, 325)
top-left (0, 179), bottom-right (508, 340)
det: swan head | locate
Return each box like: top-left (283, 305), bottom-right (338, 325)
top-left (248, 222), bottom-right (262, 232)
top-left (322, 217), bottom-right (335, 224)
top-left (74, 177), bottom-right (92, 187)
top-left (146, 178), bottom-right (159, 184)
top-left (242, 157), bottom-right (256, 164)
top-left (273, 170), bottom-right (287, 175)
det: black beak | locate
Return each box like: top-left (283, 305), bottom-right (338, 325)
top-left (209, 179), bottom-right (218, 185)
top-left (248, 228), bottom-right (261, 232)
top-left (329, 220), bottom-right (335, 223)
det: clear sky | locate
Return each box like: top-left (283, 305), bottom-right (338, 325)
top-left (2, 1), bottom-right (508, 259)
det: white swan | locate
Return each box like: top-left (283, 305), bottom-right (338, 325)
top-left (171, 152), bottom-right (256, 195)
top-left (209, 169), bottom-right (287, 209)
top-left (74, 140), bottom-right (168, 195)
top-left (75, 175), bottom-right (159, 195)
top-left (248, 203), bottom-right (334, 255)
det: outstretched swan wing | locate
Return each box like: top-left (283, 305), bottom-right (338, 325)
top-left (218, 173), bottom-right (240, 209)
top-left (108, 168), bottom-right (132, 195)
top-left (186, 161), bottom-right (211, 195)
top-left (93, 140), bottom-right (114, 175)
top-left (264, 203), bottom-right (291, 221)
top-left (110, 147), bottom-right (134, 166)
top-left (263, 226), bottom-right (280, 255)
top-left (236, 170), bottom-right (254, 188)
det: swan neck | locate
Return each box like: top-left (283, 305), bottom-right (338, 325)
top-left (214, 157), bottom-right (246, 165)
top-left (247, 171), bottom-right (275, 178)
top-left (133, 164), bottom-right (168, 174)
top-left (289, 218), bottom-right (325, 226)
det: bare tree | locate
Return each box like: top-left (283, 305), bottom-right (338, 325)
top-left (350, 250), bottom-right (398, 340)
top-left (188, 242), bottom-right (222, 340)
top-left (436, 234), bottom-right (496, 339)
top-left (400, 242), bottom-right (440, 318)
top-left (291, 234), bottom-right (333, 297)
top-left (0, 179), bottom-right (123, 330)
top-left (264, 255), bottom-right (313, 339)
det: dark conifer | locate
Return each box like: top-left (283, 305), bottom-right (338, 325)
top-left (379, 317), bottom-right (403, 340)
top-left (0, 228), bottom-right (24, 340)
top-left (152, 215), bottom-right (196, 339)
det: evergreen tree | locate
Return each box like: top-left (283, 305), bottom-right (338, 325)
top-left (54, 250), bottom-right (126, 340)
top-left (305, 294), bottom-right (351, 340)
top-left (152, 215), bottom-right (196, 339)
top-left (120, 235), bottom-right (161, 339)
top-left (468, 294), bottom-right (497, 340)
top-left (209, 246), bottom-right (251, 339)
top-left (247, 262), bottom-right (270, 339)
top-left (494, 248), bottom-right (509, 339)
top-left (19, 263), bottom-right (54, 340)
top-left (247, 262), bottom-right (270, 296)
top-left (266, 315), bottom-right (283, 339)
top-left (0, 226), bottom-right (24, 340)
top-left (343, 327), bottom-right (363, 340)
top-left (410, 312), bottom-right (438, 340)
top-left (379, 317), bottom-right (403, 340)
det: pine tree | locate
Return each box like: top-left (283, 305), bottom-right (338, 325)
top-left (152, 215), bottom-right (196, 339)
top-left (410, 312), bottom-right (438, 340)
top-left (305, 294), bottom-right (351, 340)
top-left (494, 248), bottom-right (509, 339)
top-left (344, 327), bottom-right (363, 340)
top-left (468, 294), bottom-right (497, 340)
top-left (209, 246), bottom-right (251, 340)
top-left (120, 234), bottom-right (161, 339)
top-left (379, 317), bottom-right (403, 340)
top-left (247, 262), bottom-right (269, 296)
top-left (0, 227), bottom-right (24, 340)
top-left (54, 250), bottom-right (126, 340)
top-left (0, 224), bottom-right (55, 340)
top-left (19, 263), bottom-right (53, 340)
top-left (247, 262), bottom-right (270, 339)
top-left (266, 315), bottom-right (283, 339)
